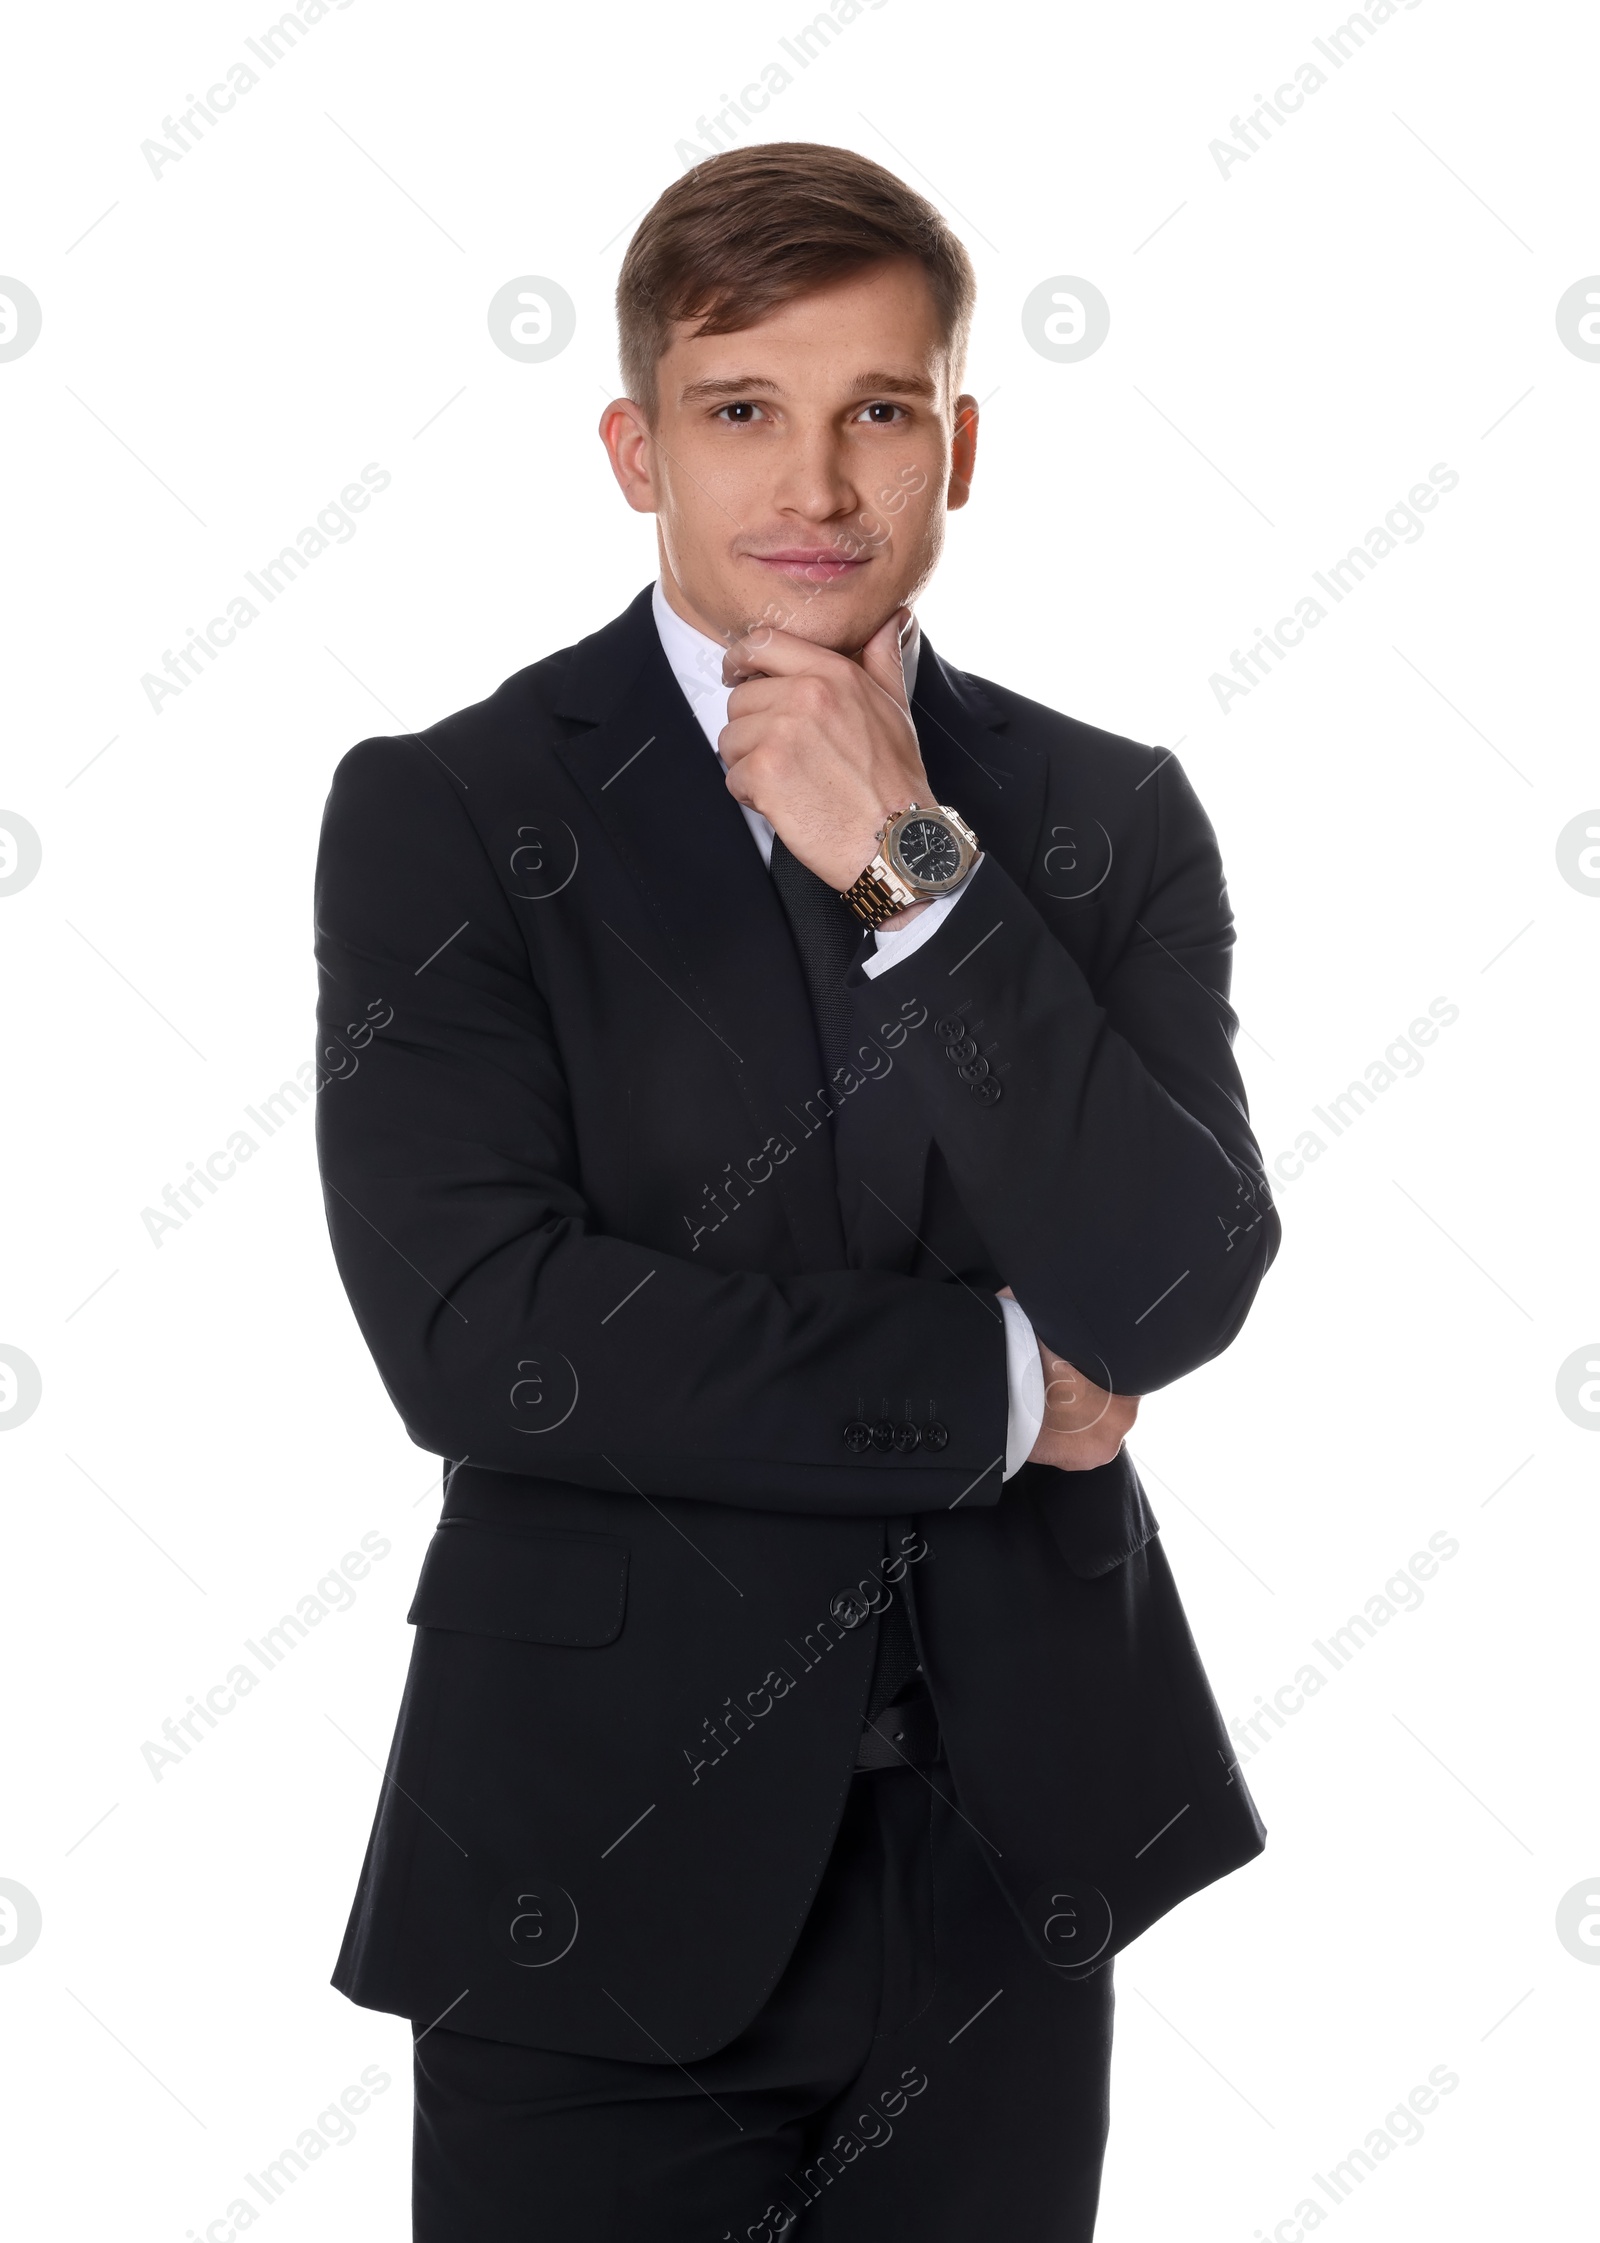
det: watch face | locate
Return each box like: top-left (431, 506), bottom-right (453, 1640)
top-left (893, 814), bottom-right (964, 887)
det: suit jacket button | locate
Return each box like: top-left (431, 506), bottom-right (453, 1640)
top-left (870, 1418), bottom-right (897, 1451)
top-left (893, 1422), bottom-right (921, 1452)
top-left (923, 1420), bottom-right (950, 1451)
top-left (844, 1420), bottom-right (872, 1453)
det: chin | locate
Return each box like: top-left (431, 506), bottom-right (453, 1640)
top-left (730, 573), bottom-right (903, 655)
top-left (776, 610), bottom-right (874, 654)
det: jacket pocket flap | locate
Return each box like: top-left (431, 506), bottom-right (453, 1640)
top-left (1030, 1450), bottom-right (1160, 1579)
top-left (408, 1520), bottom-right (628, 1647)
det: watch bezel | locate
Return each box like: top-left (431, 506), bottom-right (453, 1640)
top-left (880, 803), bottom-right (979, 898)
top-left (839, 803), bottom-right (980, 927)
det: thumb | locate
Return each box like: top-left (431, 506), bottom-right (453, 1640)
top-left (859, 606), bottom-right (912, 711)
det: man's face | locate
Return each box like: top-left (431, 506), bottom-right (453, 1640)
top-left (600, 257), bottom-right (978, 652)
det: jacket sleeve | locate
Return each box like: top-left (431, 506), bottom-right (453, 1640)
top-left (312, 735), bottom-right (1009, 1516)
top-left (861, 750), bottom-right (1279, 1395)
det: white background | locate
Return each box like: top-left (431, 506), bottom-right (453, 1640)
top-left (2, 1), bottom-right (1596, 2236)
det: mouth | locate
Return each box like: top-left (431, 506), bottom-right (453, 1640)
top-left (744, 549), bottom-right (871, 583)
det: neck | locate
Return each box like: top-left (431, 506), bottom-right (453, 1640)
top-left (656, 561), bottom-right (732, 647)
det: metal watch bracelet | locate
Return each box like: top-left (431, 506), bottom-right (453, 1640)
top-left (840, 804), bottom-right (978, 928)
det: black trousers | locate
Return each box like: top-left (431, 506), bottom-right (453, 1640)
top-left (412, 1764), bottom-right (1114, 2240)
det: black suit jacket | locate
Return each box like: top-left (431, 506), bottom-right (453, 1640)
top-left (315, 585), bottom-right (1280, 2061)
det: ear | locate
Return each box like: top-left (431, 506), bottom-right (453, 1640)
top-left (947, 394), bottom-right (979, 513)
top-left (598, 397), bottom-right (659, 515)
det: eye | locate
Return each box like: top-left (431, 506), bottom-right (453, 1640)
top-left (714, 400), bottom-right (768, 424)
top-left (856, 401), bottom-right (909, 425)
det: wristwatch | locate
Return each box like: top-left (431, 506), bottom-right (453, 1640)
top-left (841, 803), bottom-right (980, 928)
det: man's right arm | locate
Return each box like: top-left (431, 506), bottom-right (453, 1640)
top-left (998, 1289), bottom-right (1138, 1473)
top-left (313, 735), bottom-right (1010, 1517)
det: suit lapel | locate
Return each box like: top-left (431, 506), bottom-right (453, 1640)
top-left (550, 591), bottom-right (850, 1270)
top-left (910, 636), bottom-right (1048, 879)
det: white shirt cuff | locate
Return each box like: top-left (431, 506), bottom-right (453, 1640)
top-left (999, 1293), bottom-right (1045, 1480)
top-left (861, 857), bottom-right (982, 980)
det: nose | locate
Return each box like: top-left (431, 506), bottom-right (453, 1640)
top-left (770, 417), bottom-right (862, 532)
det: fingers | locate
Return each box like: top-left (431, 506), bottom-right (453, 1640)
top-left (718, 648), bottom-right (910, 760)
top-left (722, 675), bottom-right (790, 723)
top-left (1037, 1429), bottom-right (1129, 1472)
top-left (716, 716), bottom-right (765, 774)
top-left (720, 608), bottom-right (914, 700)
top-left (721, 623), bottom-right (842, 687)
top-left (1030, 1393), bottom-right (1136, 1469)
top-left (717, 702), bottom-right (827, 768)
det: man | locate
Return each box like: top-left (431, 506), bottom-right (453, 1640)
top-left (315, 141), bottom-right (1279, 2240)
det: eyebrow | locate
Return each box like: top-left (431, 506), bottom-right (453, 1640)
top-left (678, 375), bottom-right (781, 404)
top-left (678, 369), bottom-right (940, 406)
top-left (845, 371), bottom-right (939, 400)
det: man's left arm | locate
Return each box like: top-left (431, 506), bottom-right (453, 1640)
top-left (718, 621), bottom-right (1278, 1400)
top-left (859, 750), bottom-right (1280, 1398)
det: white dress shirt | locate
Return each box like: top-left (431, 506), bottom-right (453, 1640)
top-left (651, 580), bottom-right (1045, 1478)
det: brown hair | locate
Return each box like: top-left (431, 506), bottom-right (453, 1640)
top-left (616, 142), bottom-right (976, 422)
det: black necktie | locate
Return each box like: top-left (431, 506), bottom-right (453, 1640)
top-left (767, 834), bottom-right (864, 1091)
top-left (766, 835), bottom-right (924, 1721)
top-left (866, 1561), bottom-right (924, 1717)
